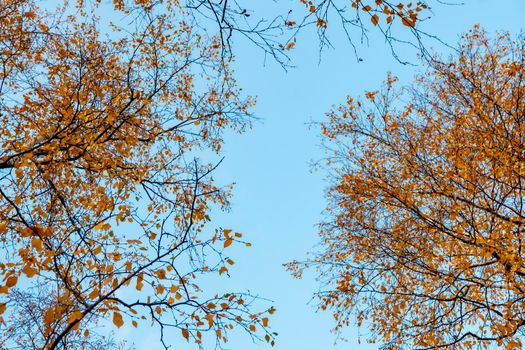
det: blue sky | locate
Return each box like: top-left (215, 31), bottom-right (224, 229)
top-left (124, 1), bottom-right (525, 349)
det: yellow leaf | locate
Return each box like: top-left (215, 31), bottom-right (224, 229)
top-left (262, 317), bottom-right (269, 327)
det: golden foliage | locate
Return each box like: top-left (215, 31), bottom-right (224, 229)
top-left (291, 27), bottom-right (525, 349)
top-left (0, 0), bottom-right (274, 348)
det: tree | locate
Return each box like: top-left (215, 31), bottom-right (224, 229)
top-left (0, 0), bottom-right (275, 349)
top-left (289, 27), bottom-right (525, 349)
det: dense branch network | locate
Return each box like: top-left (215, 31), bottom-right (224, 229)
top-left (0, 1), bottom-right (274, 349)
top-left (289, 27), bottom-right (525, 349)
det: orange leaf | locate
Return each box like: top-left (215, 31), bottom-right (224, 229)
top-left (155, 269), bottom-right (166, 279)
top-left (224, 239), bottom-right (233, 248)
top-left (31, 237), bottom-right (43, 252)
top-left (113, 312), bottom-right (124, 328)
top-left (5, 275), bottom-right (17, 288)
top-left (205, 313), bottom-right (214, 328)
top-left (68, 310), bottom-right (83, 324)
top-left (22, 264), bottom-right (38, 278)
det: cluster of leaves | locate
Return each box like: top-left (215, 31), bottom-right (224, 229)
top-left (0, 0), bottom-right (275, 348)
top-left (289, 27), bottom-right (525, 349)
top-left (291, 0), bottom-right (433, 59)
top-left (181, 0), bottom-right (439, 65)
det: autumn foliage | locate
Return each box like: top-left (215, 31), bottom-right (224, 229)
top-left (304, 0), bottom-right (428, 28)
top-left (0, 0), bottom-right (274, 348)
top-left (290, 28), bottom-right (525, 349)
top-left (292, 0), bottom-right (431, 58)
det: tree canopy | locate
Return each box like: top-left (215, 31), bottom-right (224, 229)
top-left (0, 0), bottom-right (275, 348)
top-left (0, 0), bottom-right (499, 349)
top-left (289, 27), bottom-right (525, 349)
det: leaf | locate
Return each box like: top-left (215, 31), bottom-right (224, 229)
top-left (68, 310), bottom-right (83, 324)
top-left (22, 264), bottom-right (38, 278)
top-left (156, 284), bottom-right (165, 295)
top-left (205, 313), bottom-right (214, 328)
top-left (371, 14), bottom-right (379, 25)
top-left (182, 328), bottom-right (190, 341)
top-left (262, 317), bottom-right (269, 327)
top-left (155, 269), bottom-right (166, 279)
top-left (5, 275), bottom-right (17, 288)
top-left (223, 239), bottom-right (233, 248)
top-left (249, 324), bottom-right (256, 332)
top-left (136, 274), bottom-right (144, 291)
top-left (113, 312), bottom-right (124, 328)
top-left (31, 237), bottom-right (43, 252)
top-left (401, 16), bottom-right (414, 27)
